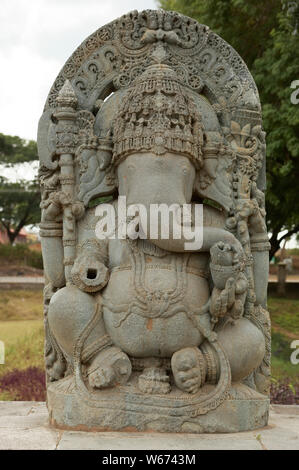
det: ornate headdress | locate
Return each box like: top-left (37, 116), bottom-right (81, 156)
top-left (112, 60), bottom-right (204, 169)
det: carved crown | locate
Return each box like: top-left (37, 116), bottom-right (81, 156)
top-left (112, 60), bottom-right (204, 168)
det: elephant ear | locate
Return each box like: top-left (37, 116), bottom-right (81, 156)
top-left (77, 147), bottom-right (116, 207)
top-left (194, 132), bottom-right (234, 212)
top-left (76, 109), bottom-right (116, 207)
top-left (76, 88), bottom-right (129, 207)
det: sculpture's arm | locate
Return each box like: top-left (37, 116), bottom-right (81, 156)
top-left (40, 192), bottom-right (65, 288)
top-left (145, 203), bottom-right (243, 255)
top-left (236, 184), bottom-right (270, 308)
top-left (251, 247), bottom-right (269, 308)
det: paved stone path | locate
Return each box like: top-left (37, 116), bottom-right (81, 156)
top-left (269, 274), bottom-right (299, 283)
top-left (0, 276), bottom-right (44, 284)
top-left (0, 402), bottom-right (298, 450)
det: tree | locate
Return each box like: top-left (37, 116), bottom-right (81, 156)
top-left (0, 134), bottom-right (40, 244)
top-left (254, 10), bottom-right (299, 258)
top-left (160, 0), bottom-right (280, 68)
top-left (0, 133), bottom-right (38, 165)
top-left (159, 0), bottom-right (299, 258)
top-left (0, 177), bottom-right (40, 244)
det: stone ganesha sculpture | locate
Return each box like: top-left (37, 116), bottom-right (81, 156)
top-left (44, 62), bottom-right (266, 393)
top-left (38, 9), bottom-right (271, 432)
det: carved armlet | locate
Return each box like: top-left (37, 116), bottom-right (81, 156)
top-left (39, 221), bottom-right (63, 238)
top-left (250, 233), bottom-right (271, 252)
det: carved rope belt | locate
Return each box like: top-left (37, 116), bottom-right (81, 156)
top-left (111, 263), bottom-right (209, 279)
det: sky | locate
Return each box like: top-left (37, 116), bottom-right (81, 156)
top-left (0, 0), bottom-right (157, 182)
top-left (0, 0), bottom-right (157, 141)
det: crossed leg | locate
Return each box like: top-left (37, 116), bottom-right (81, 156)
top-left (47, 285), bottom-right (131, 389)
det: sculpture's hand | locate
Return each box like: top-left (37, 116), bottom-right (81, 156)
top-left (71, 254), bottom-right (109, 292)
top-left (210, 241), bottom-right (240, 266)
top-left (210, 277), bottom-right (236, 319)
top-left (222, 231), bottom-right (244, 259)
top-left (248, 200), bottom-right (267, 235)
top-left (236, 193), bottom-right (266, 236)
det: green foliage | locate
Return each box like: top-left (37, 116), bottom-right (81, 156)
top-left (0, 133), bottom-right (38, 165)
top-left (0, 177), bottom-right (41, 244)
top-left (160, 0), bottom-right (280, 68)
top-left (254, 12), bottom-right (299, 256)
top-left (287, 248), bottom-right (299, 255)
top-left (0, 133), bottom-right (40, 242)
top-left (0, 244), bottom-right (43, 269)
top-left (159, 0), bottom-right (299, 256)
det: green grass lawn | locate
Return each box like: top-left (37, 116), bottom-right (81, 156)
top-left (268, 297), bottom-right (299, 383)
top-left (0, 290), bottom-right (44, 399)
top-left (0, 319), bottom-right (44, 399)
top-left (0, 290), bottom-right (298, 400)
top-left (271, 331), bottom-right (299, 381)
top-left (268, 297), bottom-right (299, 336)
top-left (0, 289), bottom-right (43, 321)
top-left (0, 320), bottom-right (44, 376)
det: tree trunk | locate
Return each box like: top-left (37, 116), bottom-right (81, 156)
top-left (1, 223), bottom-right (21, 245)
top-left (6, 228), bottom-right (17, 245)
top-left (1, 209), bottom-right (31, 245)
top-left (269, 240), bottom-right (280, 260)
top-left (269, 230), bottom-right (280, 260)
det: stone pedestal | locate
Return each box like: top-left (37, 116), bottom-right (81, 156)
top-left (47, 376), bottom-right (269, 433)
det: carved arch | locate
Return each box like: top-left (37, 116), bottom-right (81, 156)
top-left (38, 9), bottom-right (265, 210)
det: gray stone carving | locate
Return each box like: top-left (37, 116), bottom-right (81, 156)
top-left (38, 9), bottom-right (270, 432)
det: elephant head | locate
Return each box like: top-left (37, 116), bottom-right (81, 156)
top-left (78, 60), bottom-right (233, 250)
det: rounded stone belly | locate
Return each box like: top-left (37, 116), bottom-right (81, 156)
top-left (102, 267), bottom-right (210, 358)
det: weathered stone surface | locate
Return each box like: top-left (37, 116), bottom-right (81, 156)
top-left (257, 406), bottom-right (299, 450)
top-left (0, 401), bottom-right (35, 416)
top-left (0, 403), bottom-right (298, 450)
top-left (38, 9), bottom-right (270, 432)
top-left (57, 431), bottom-right (262, 450)
top-left (47, 379), bottom-right (269, 433)
top-left (0, 402), bottom-right (58, 450)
